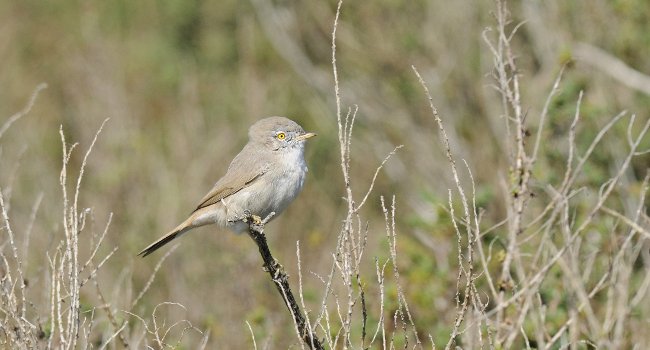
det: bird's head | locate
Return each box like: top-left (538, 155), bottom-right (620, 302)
top-left (249, 116), bottom-right (316, 151)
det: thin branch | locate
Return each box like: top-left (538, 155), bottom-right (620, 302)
top-left (0, 83), bottom-right (47, 140)
top-left (245, 215), bottom-right (324, 350)
top-left (246, 321), bottom-right (258, 350)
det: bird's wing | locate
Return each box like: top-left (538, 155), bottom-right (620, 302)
top-left (193, 158), bottom-right (269, 213)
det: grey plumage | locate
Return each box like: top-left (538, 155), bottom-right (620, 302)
top-left (138, 116), bottom-right (315, 257)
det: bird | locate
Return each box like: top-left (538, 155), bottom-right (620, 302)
top-left (138, 116), bottom-right (316, 257)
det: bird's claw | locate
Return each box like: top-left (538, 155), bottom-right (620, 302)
top-left (243, 209), bottom-right (252, 218)
top-left (234, 210), bottom-right (261, 225)
top-left (237, 210), bottom-right (274, 227)
top-left (251, 215), bottom-right (263, 225)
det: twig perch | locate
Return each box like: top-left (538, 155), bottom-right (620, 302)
top-left (245, 214), bottom-right (324, 350)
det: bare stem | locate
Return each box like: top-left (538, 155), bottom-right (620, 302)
top-left (245, 215), bottom-right (324, 350)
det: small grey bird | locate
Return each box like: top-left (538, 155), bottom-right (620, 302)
top-left (138, 116), bottom-right (316, 257)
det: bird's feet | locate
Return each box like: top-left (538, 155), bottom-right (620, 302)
top-left (231, 210), bottom-right (261, 225)
top-left (250, 214), bottom-right (263, 225)
top-left (237, 210), bottom-right (273, 227)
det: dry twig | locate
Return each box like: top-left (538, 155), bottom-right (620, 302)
top-left (245, 214), bottom-right (324, 350)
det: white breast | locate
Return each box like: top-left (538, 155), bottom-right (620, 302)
top-left (230, 144), bottom-right (308, 224)
top-left (269, 145), bottom-right (308, 212)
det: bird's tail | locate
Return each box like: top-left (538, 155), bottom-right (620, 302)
top-left (138, 221), bottom-right (194, 257)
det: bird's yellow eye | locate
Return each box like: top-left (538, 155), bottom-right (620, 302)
top-left (276, 132), bottom-right (286, 140)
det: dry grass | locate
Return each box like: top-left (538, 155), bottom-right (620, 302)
top-left (1, 0), bottom-right (650, 348)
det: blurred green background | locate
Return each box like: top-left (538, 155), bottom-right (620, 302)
top-left (1, 0), bottom-right (649, 348)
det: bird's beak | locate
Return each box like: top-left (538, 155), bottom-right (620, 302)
top-left (296, 132), bottom-right (317, 141)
